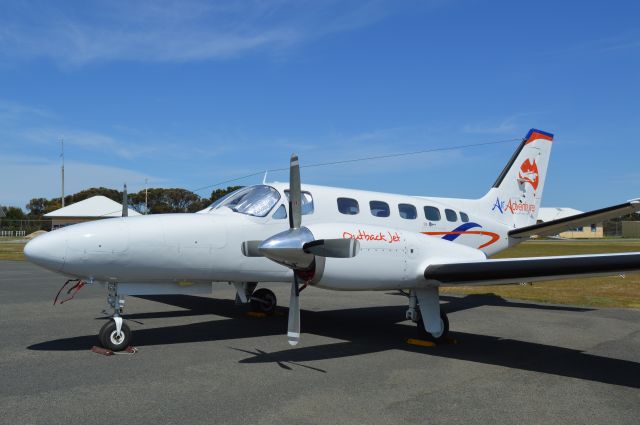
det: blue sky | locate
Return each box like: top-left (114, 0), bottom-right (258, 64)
top-left (1, 0), bottom-right (638, 211)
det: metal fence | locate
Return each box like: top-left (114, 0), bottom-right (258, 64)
top-left (0, 230), bottom-right (26, 237)
top-left (0, 219), bottom-right (52, 234)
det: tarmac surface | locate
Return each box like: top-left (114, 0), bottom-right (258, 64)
top-left (1, 260), bottom-right (639, 424)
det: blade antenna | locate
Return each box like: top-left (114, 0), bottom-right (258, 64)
top-left (122, 183), bottom-right (128, 217)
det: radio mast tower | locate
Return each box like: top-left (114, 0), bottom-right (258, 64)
top-left (60, 137), bottom-right (65, 207)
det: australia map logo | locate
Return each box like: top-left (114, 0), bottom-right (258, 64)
top-left (518, 158), bottom-right (539, 190)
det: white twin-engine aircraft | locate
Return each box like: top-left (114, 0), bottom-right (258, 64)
top-left (24, 129), bottom-right (640, 351)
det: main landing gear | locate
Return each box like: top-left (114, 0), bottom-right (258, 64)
top-left (232, 282), bottom-right (278, 315)
top-left (405, 287), bottom-right (450, 342)
top-left (250, 288), bottom-right (277, 315)
top-left (98, 282), bottom-right (131, 351)
top-left (417, 312), bottom-right (449, 342)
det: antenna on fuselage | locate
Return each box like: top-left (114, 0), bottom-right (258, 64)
top-left (60, 136), bottom-right (65, 207)
top-left (262, 170), bottom-right (268, 184)
top-left (122, 183), bottom-right (128, 217)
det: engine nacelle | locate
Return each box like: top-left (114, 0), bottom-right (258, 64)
top-left (304, 222), bottom-right (486, 291)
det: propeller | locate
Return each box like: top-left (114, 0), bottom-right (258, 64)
top-left (242, 154), bottom-right (359, 345)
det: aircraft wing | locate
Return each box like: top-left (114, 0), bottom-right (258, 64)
top-left (509, 199), bottom-right (640, 239)
top-left (424, 252), bottom-right (640, 286)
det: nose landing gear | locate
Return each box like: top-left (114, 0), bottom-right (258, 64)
top-left (99, 282), bottom-right (132, 352)
top-left (99, 317), bottom-right (132, 351)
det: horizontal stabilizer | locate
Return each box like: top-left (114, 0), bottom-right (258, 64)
top-left (424, 252), bottom-right (640, 286)
top-left (509, 199), bottom-right (640, 239)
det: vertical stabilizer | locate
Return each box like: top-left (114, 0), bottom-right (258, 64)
top-left (482, 129), bottom-right (554, 228)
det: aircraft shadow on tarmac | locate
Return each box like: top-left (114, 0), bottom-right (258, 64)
top-left (28, 294), bottom-right (639, 389)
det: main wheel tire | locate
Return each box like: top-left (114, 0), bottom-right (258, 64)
top-left (98, 320), bottom-right (132, 351)
top-left (417, 311), bottom-right (449, 342)
top-left (250, 288), bottom-right (277, 315)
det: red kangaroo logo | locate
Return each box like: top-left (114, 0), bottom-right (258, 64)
top-left (519, 158), bottom-right (539, 190)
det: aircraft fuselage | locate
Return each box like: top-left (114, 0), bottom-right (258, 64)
top-left (25, 182), bottom-right (508, 291)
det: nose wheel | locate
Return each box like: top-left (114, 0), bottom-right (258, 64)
top-left (99, 319), bottom-right (132, 351)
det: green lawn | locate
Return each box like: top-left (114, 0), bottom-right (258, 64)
top-left (441, 240), bottom-right (640, 308)
top-left (0, 242), bottom-right (26, 261)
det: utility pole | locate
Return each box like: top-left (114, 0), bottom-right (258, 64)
top-left (145, 178), bottom-right (148, 214)
top-left (60, 137), bottom-right (65, 207)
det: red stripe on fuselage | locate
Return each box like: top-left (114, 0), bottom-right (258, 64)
top-left (421, 231), bottom-right (501, 249)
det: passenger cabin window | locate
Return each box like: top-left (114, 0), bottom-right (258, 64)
top-left (445, 209), bottom-right (457, 222)
top-left (338, 198), bottom-right (359, 215)
top-left (272, 204), bottom-right (287, 220)
top-left (460, 212), bottom-right (470, 223)
top-left (398, 203), bottom-right (417, 220)
top-left (284, 191), bottom-right (314, 215)
top-left (424, 206), bottom-right (441, 221)
top-left (369, 201), bottom-right (390, 217)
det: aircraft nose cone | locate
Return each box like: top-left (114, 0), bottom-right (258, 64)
top-left (24, 232), bottom-right (66, 272)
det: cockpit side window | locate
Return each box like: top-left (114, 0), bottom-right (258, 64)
top-left (272, 204), bottom-right (287, 220)
top-left (284, 191), bottom-right (314, 215)
top-left (208, 185), bottom-right (280, 217)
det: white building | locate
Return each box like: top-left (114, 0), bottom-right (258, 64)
top-left (45, 196), bottom-right (141, 229)
top-left (538, 207), bottom-right (603, 238)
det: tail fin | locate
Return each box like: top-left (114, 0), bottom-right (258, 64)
top-left (482, 129), bottom-right (554, 228)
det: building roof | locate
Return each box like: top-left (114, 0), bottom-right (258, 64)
top-left (538, 207), bottom-right (583, 222)
top-left (44, 196), bottom-right (141, 218)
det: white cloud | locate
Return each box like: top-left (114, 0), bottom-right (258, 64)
top-left (0, 100), bottom-right (53, 122)
top-left (0, 155), bottom-right (161, 209)
top-left (462, 116), bottom-right (520, 135)
top-left (19, 128), bottom-right (142, 160)
top-left (0, 98), bottom-right (236, 162)
top-left (0, 0), bottom-right (395, 66)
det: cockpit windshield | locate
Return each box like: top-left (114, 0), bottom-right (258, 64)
top-left (208, 185), bottom-right (281, 217)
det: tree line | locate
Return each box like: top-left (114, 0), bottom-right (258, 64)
top-left (2, 186), bottom-right (243, 219)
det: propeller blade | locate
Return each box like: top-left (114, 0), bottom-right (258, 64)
top-left (303, 238), bottom-right (360, 258)
top-left (241, 240), bottom-right (263, 257)
top-left (287, 274), bottom-right (301, 346)
top-left (289, 154), bottom-right (302, 229)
